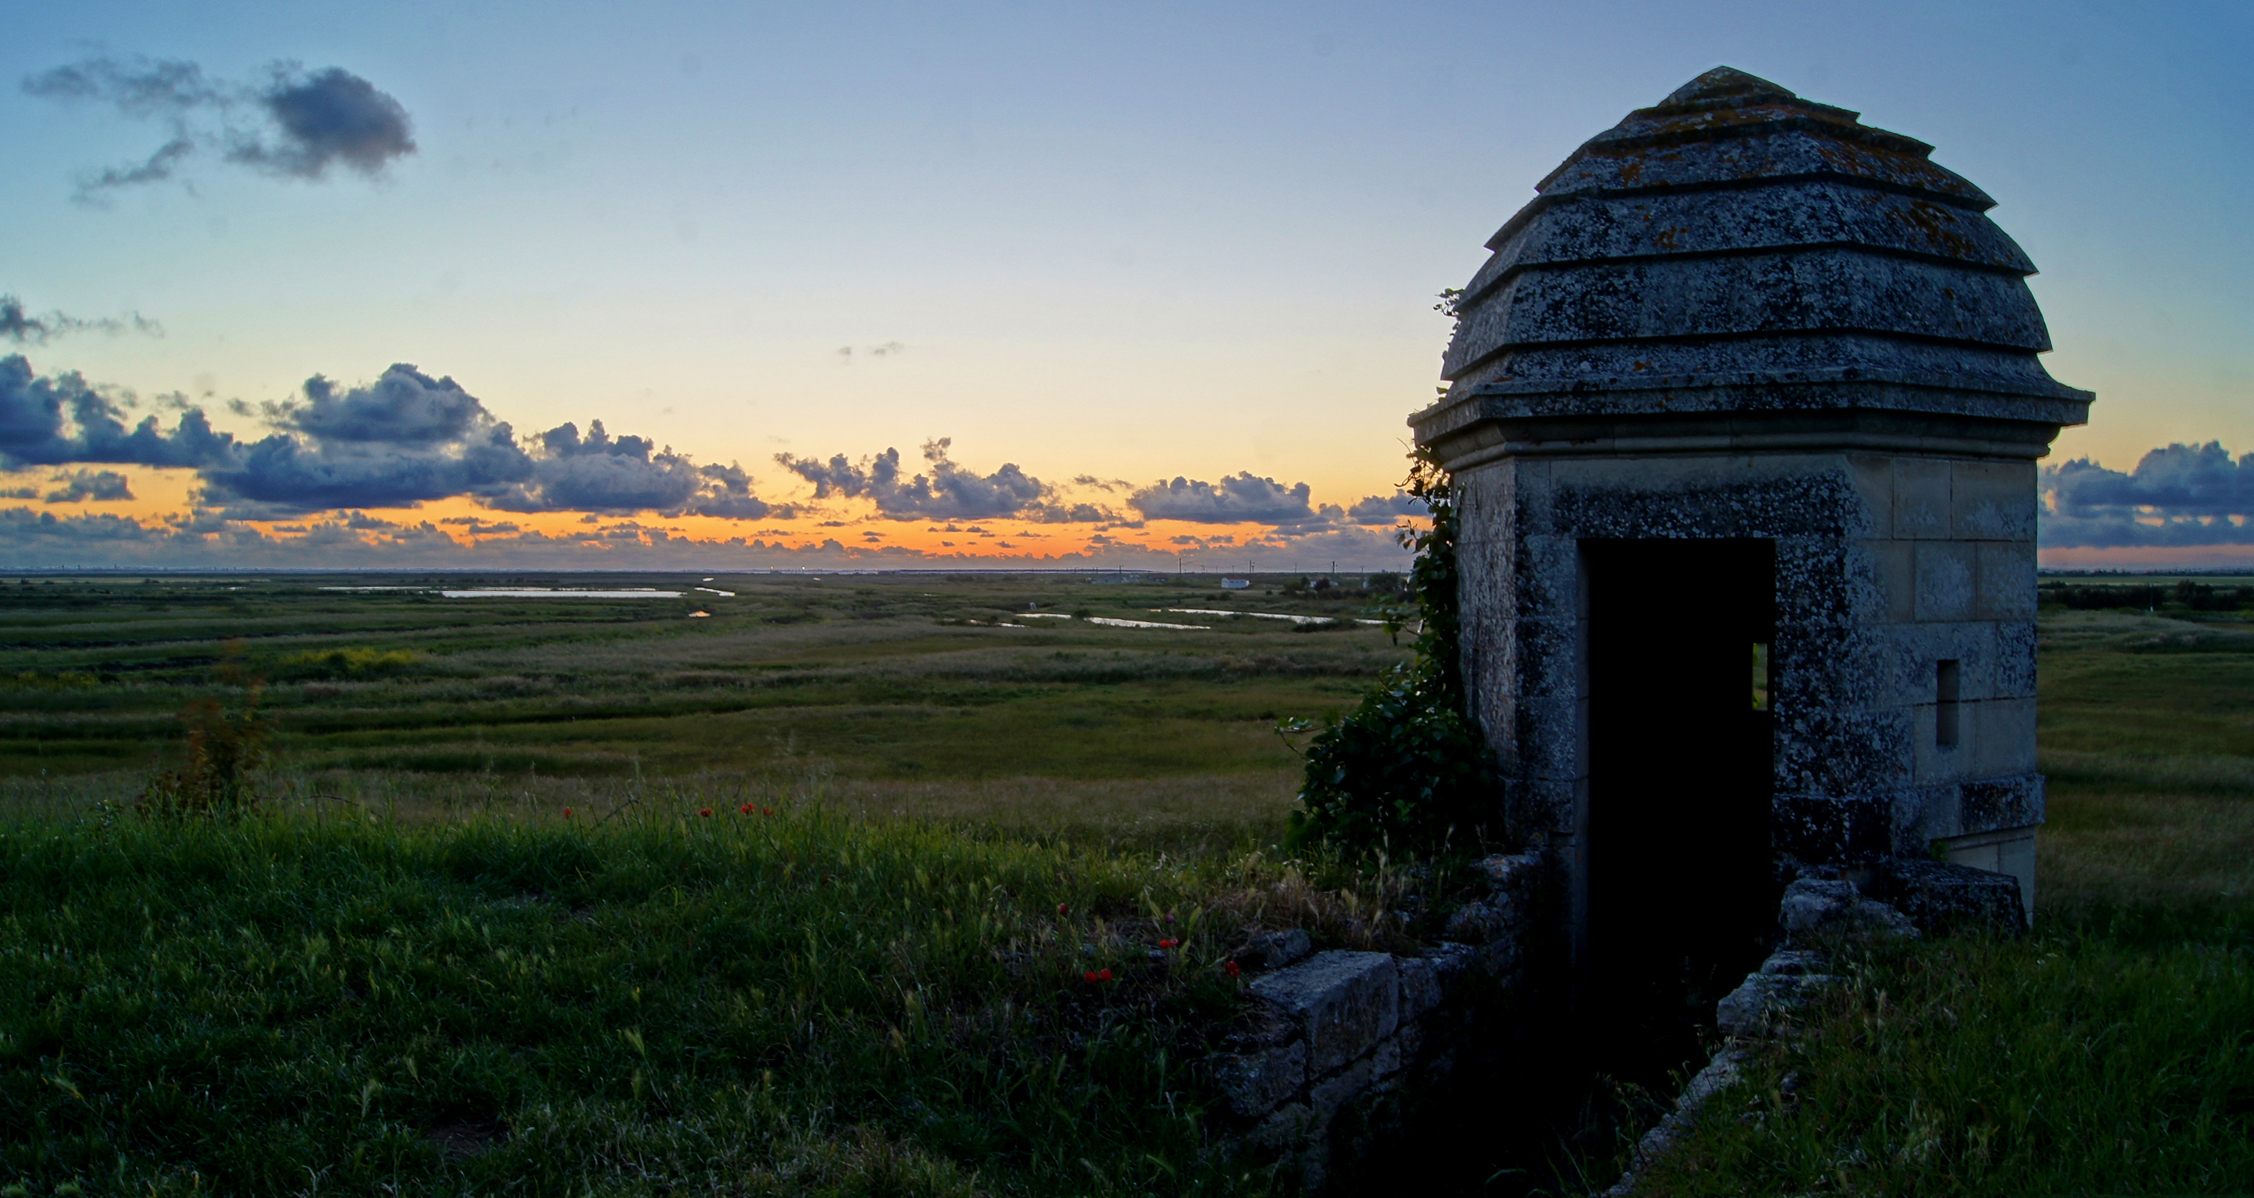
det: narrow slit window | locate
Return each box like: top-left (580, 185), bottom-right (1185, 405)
top-left (1751, 643), bottom-right (1770, 711)
top-left (1936, 659), bottom-right (1961, 748)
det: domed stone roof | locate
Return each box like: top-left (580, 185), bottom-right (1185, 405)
top-left (1419, 67), bottom-right (2091, 438)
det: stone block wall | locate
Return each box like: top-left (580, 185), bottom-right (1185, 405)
top-left (1452, 445), bottom-right (2045, 907)
top-left (1208, 852), bottom-right (1544, 1191)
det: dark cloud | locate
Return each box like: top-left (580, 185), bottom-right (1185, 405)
top-left (1, 295), bottom-right (163, 345)
top-left (198, 365), bottom-right (532, 513)
top-left (2039, 443), bottom-right (2254, 548)
top-left (0, 358), bottom-right (799, 521)
top-left (775, 438), bottom-right (1047, 521)
top-left (22, 55), bottom-right (414, 202)
top-left (1264, 502), bottom-right (1348, 537)
top-left (1347, 491), bottom-right (1428, 525)
top-left (1022, 501), bottom-right (1126, 524)
top-left (1129, 472), bottom-right (1315, 524)
top-left (228, 66), bottom-right (416, 180)
top-left (282, 365), bottom-right (488, 445)
top-left (205, 429), bottom-right (520, 513)
top-left (2046, 443), bottom-right (2254, 520)
top-left (486, 420), bottom-right (784, 519)
top-left (44, 469), bottom-right (133, 503)
top-left (0, 355), bottom-right (239, 468)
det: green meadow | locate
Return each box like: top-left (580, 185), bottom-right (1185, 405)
top-left (2, 574), bottom-right (2252, 1194)
top-left (0, 571), bottom-right (1400, 847)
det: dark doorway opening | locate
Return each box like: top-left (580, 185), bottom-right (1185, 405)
top-left (1582, 537), bottom-right (1778, 1079)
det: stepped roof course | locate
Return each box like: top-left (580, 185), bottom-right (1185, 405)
top-left (1417, 67), bottom-right (2092, 444)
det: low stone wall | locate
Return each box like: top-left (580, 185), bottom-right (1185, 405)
top-left (1207, 851), bottom-right (1545, 1190)
top-left (1208, 852), bottom-right (2023, 1192)
top-left (1602, 859), bottom-right (2025, 1196)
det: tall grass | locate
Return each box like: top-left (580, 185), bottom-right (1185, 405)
top-left (0, 799), bottom-right (1288, 1196)
top-left (1615, 609), bottom-right (2254, 1195)
top-left (1628, 922), bottom-right (2254, 1195)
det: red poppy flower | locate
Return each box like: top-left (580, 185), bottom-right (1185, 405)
top-left (1083, 970), bottom-right (1099, 984)
top-left (740, 803), bottom-right (753, 814)
top-left (762, 806), bottom-right (774, 816)
top-left (1158, 939), bottom-right (1179, 950)
top-left (1056, 902), bottom-right (1069, 916)
top-left (699, 808), bottom-right (713, 817)
top-left (563, 807), bottom-right (573, 818)
top-left (1225, 961), bottom-right (1241, 979)
top-left (1098, 969), bottom-right (1113, 982)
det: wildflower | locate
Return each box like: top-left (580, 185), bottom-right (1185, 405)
top-left (1158, 939), bottom-right (1180, 950)
top-left (1098, 968), bottom-right (1113, 982)
top-left (1083, 970), bottom-right (1100, 984)
top-left (699, 808), bottom-right (713, 818)
top-left (1056, 902), bottom-right (1069, 916)
top-left (739, 803), bottom-right (754, 815)
top-left (1225, 960), bottom-right (1241, 979)
top-left (762, 806), bottom-right (774, 816)
top-left (563, 807), bottom-right (573, 818)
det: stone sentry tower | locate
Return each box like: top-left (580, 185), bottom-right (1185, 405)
top-left (1412, 69), bottom-right (2090, 987)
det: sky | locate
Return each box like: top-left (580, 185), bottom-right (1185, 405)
top-left (3, 0), bottom-right (2250, 571)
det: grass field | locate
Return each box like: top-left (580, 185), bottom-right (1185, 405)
top-left (4, 576), bottom-right (2253, 1194)
top-left (0, 571), bottom-right (1401, 848)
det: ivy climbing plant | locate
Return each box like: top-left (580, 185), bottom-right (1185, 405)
top-left (1286, 441), bottom-right (1499, 861)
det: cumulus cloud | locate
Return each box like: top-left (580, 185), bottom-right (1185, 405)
top-left (201, 365), bottom-right (534, 513)
top-left (280, 366), bottom-right (490, 445)
top-left (22, 55), bottom-right (415, 202)
top-left (2038, 442), bottom-right (2254, 549)
top-left (44, 469), bottom-right (133, 503)
top-left (775, 438), bottom-right (1047, 521)
top-left (0, 354), bottom-right (238, 469)
top-left (1, 295), bottom-right (162, 345)
top-left (486, 419), bottom-right (781, 519)
top-left (2046, 443), bottom-right (2254, 520)
top-left (1347, 491), bottom-right (1428, 525)
top-left (1129, 472), bottom-right (1315, 524)
top-left (4, 355), bottom-right (789, 522)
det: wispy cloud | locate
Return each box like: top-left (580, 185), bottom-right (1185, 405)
top-left (22, 55), bottom-right (416, 203)
top-left (1, 294), bottom-right (163, 345)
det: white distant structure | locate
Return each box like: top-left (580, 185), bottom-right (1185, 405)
top-left (1220, 578), bottom-right (1251, 590)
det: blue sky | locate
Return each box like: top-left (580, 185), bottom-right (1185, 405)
top-left (3, 0), bottom-right (2249, 568)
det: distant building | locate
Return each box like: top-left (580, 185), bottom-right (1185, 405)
top-left (1220, 578), bottom-right (1251, 590)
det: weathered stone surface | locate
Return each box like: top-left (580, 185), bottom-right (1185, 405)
top-left (1717, 970), bottom-right (1835, 1040)
top-left (1395, 955), bottom-right (1446, 1022)
top-left (1306, 1054), bottom-right (1376, 1127)
top-left (1413, 67), bottom-right (2084, 928)
top-left (1875, 857), bottom-right (2026, 937)
top-left (1211, 1037), bottom-right (1307, 1120)
top-left (1476, 851), bottom-right (1544, 899)
top-left (1242, 928), bottom-right (1313, 971)
top-left (1250, 951), bottom-right (1399, 1077)
top-left (1762, 950), bottom-right (1828, 981)
top-left (1778, 877), bottom-right (1918, 941)
top-left (1443, 895), bottom-right (1516, 943)
top-left (1420, 940), bottom-right (1476, 981)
